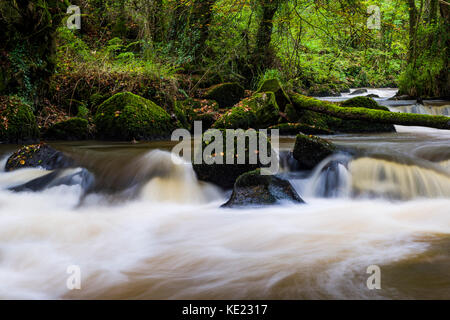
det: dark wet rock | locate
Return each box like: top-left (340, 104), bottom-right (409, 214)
top-left (9, 168), bottom-right (95, 193)
top-left (205, 82), bottom-right (245, 109)
top-left (268, 123), bottom-right (333, 135)
top-left (222, 169), bottom-right (304, 207)
top-left (350, 89), bottom-right (368, 95)
top-left (5, 144), bottom-right (75, 171)
top-left (365, 94), bottom-right (380, 98)
top-left (193, 130), bottom-right (274, 189)
top-left (293, 134), bottom-right (336, 170)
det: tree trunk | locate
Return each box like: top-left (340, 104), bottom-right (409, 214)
top-left (253, 0), bottom-right (281, 73)
top-left (407, 0), bottom-right (418, 64)
top-left (290, 94), bottom-right (450, 130)
top-left (437, 1), bottom-right (450, 97)
top-left (188, 0), bottom-right (215, 62)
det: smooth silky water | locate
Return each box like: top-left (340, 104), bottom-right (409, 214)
top-left (0, 90), bottom-right (449, 300)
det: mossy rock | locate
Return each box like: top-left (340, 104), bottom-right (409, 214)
top-left (293, 134), bottom-right (336, 170)
top-left (5, 143), bottom-right (75, 172)
top-left (308, 84), bottom-right (341, 97)
top-left (256, 78), bottom-right (291, 111)
top-left (94, 92), bottom-right (175, 141)
top-left (222, 169), bottom-right (304, 207)
top-left (205, 82), bottom-right (245, 109)
top-left (193, 130), bottom-right (274, 189)
top-left (89, 93), bottom-right (108, 110)
top-left (44, 118), bottom-right (90, 141)
top-left (340, 96), bottom-right (389, 111)
top-left (269, 123), bottom-right (333, 136)
top-left (213, 92), bottom-right (280, 130)
top-left (0, 96), bottom-right (39, 143)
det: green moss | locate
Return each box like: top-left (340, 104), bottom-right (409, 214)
top-left (340, 96), bottom-right (389, 111)
top-left (293, 134), bottom-right (336, 170)
top-left (89, 93), bottom-right (108, 110)
top-left (94, 92), bottom-right (175, 141)
top-left (290, 94), bottom-right (450, 130)
top-left (0, 96), bottom-right (39, 143)
top-left (205, 82), bottom-right (245, 109)
top-left (44, 118), bottom-right (89, 141)
top-left (256, 78), bottom-right (291, 110)
top-left (213, 92), bottom-right (280, 130)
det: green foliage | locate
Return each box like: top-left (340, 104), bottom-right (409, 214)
top-left (0, 96), bottom-right (39, 143)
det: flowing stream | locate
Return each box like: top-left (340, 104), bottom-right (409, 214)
top-left (0, 89), bottom-right (449, 300)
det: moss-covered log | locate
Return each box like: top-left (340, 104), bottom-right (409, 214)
top-left (290, 94), bottom-right (450, 130)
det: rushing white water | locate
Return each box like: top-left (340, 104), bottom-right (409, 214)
top-left (0, 144), bottom-right (449, 300)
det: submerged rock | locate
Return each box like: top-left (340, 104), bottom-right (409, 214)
top-left (293, 134), bottom-right (336, 170)
top-left (44, 117), bottom-right (90, 141)
top-left (9, 168), bottom-right (95, 193)
top-left (94, 92), bottom-right (175, 141)
top-left (213, 92), bottom-right (280, 130)
top-left (0, 95), bottom-right (39, 143)
top-left (205, 82), bottom-right (245, 109)
top-left (350, 89), bottom-right (368, 95)
top-left (222, 169), bottom-right (304, 207)
top-left (5, 144), bottom-right (75, 171)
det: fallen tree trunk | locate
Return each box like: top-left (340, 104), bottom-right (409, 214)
top-left (290, 94), bottom-right (450, 130)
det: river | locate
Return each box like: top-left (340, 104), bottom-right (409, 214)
top-left (0, 89), bottom-right (449, 299)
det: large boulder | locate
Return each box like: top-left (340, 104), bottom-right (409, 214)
top-left (293, 134), bottom-right (336, 170)
top-left (222, 169), bottom-right (304, 207)
top-left (44, 118), bottom-right (90, 141)
top-left (193, 130), bottom-right (275, 189)
top-left (0, 96), bottom-right (39, 143)
top-left (205, 82), bottom-right (245, 109)
top-left (5, 143), bottom-right (75, 171)
top-left (213, 92), bottom-right (280, 130)
top-left (94, 92), bottom-right (175, 141)
top-left (256, 78), bottom-right (291, 110)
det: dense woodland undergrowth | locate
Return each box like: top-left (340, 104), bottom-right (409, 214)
top-left (0, 0), bottom-right (449, 142)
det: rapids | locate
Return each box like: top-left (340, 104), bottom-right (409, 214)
top-left (0, 89), bottom-right (449, 300)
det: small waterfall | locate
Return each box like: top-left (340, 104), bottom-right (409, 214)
top-left (294, 154), bottom-right (352, 199)
top-left (348, 157), bottom-right (450, 200)
top-left (139, 150), bottom-right (222, 204)
top-left (388, 103), bottom-right (450, 116)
